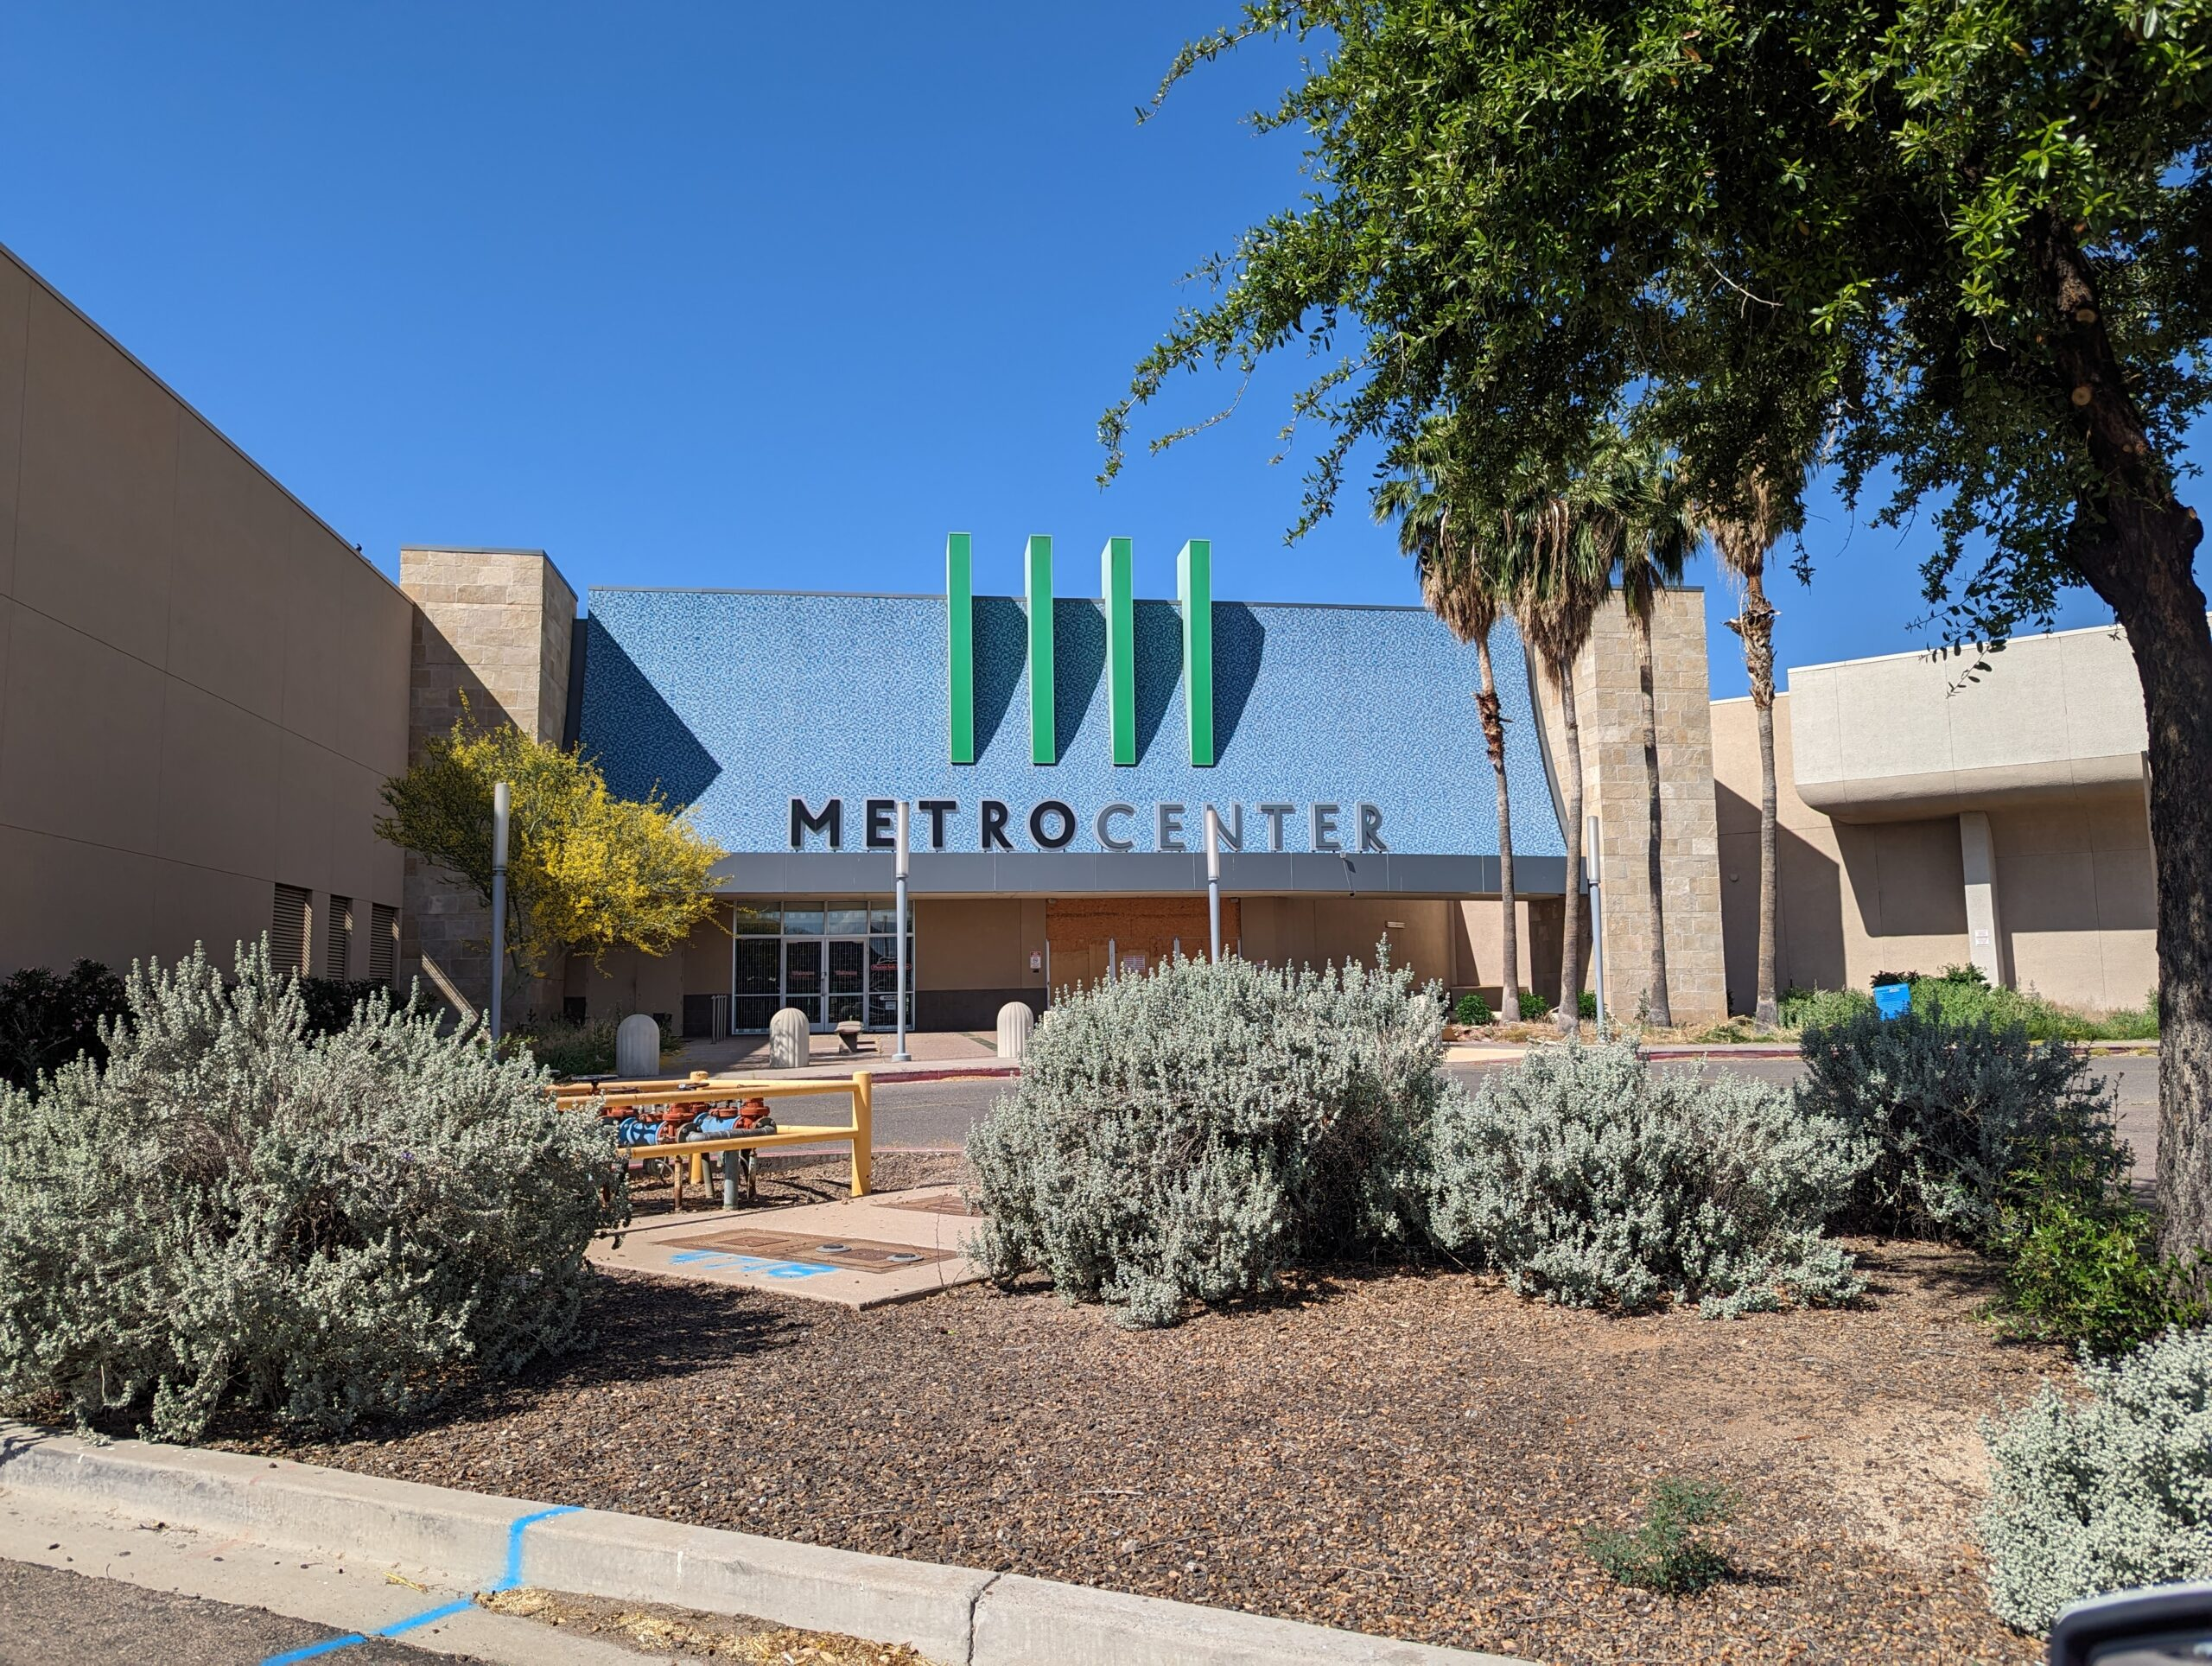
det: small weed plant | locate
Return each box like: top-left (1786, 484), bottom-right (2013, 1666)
top-left (1586, 1477), bottom-right (1739, 1594)
top-left (1981, 1326), bottom-right (2212, 1634)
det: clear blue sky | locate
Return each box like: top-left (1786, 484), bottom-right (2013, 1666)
top-left (1, 2), bottom-right (2183, 699)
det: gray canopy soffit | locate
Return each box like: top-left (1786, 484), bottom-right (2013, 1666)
top-left (707, 851), bottom-right (1573, 898)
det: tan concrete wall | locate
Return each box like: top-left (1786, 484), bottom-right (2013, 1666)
top-left (1531, 591), bottom-right (1727, 1021)
top-left (1235, 897), bottom-right (1454, 989)
top-left (398, 547), bottom-right (576, 1018)
top-left (1710, 693), bottom-right (2156, 1011)
top-left (0, 243), bottom-right (410, 980)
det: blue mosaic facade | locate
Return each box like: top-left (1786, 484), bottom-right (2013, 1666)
top-left (577, 582), bottom-right (1566, 861)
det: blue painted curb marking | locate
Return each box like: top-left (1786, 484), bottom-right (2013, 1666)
top-left (258, 1503), bottom-right (581, 1664)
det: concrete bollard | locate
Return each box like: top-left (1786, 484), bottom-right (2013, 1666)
top-left (769, 1006), bottom-right (810, 1070)
top-left (995, 1001), bottom-right (1034, 1062)
top-left (613, 1013), bottom-right (660, 1077)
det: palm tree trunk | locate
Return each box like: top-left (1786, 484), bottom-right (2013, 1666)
top-left (1476, 633), bottom-right (1518, 1019)
top-left (1632, 610), bottom-right (1672, 1025)
top-left (1738, 569), bottom-right (1781, 1026)
top-left (1554, 658), bottom-right (1586, 1035)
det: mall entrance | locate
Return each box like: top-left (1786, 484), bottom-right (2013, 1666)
top-left (728, 900), bottom-right (915, 1033)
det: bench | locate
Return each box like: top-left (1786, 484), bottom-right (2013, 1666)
top-left (566, 1071), bottom-right (874, 1211)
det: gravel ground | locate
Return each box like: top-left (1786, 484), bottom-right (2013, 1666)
top-left (239, 1163), bottom-right (2056, 1666)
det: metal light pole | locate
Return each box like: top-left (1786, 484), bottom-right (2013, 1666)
top-left (1205, 804), bottom-right (1223, 963)
top-left (489, 780), bottom-right (511, 1041)
top-left (893, 799), bottom-right (912, 1061)
top-left (1586, 813), bottom-right (1605, 1032)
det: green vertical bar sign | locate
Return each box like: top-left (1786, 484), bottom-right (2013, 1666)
top-left (946, 531), bottom-right (974, 764)
top-left (1024, 534), bottom-right (1055, 765)
top-left (1101, 537), bottom-right (1135, 765)
top-left (1178, 537), bottom-right (1214, 766)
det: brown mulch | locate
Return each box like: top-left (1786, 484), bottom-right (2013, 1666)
top-left (477, 1587), bottom-right (938, 1663)
top-left (245, 1188), bottom-right (2061, 1666)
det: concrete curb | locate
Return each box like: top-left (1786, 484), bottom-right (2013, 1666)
top-left (0, 1424), bottom-right (1526, 1666)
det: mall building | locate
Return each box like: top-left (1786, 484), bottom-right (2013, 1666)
top-left (0, 241), bottom-right (2163, 1027)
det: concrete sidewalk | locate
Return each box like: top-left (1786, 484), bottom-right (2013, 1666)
top-left (0, 1424), bottom-right (1528, 1666)
top-left (592, 1183), bottom-right (987, 1309)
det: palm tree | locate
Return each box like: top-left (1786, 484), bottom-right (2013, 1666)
top-left (1700, 466), bottom-right (1795, 1027)
top-left (1376, 424), bottom-right (1526, 1021)
top-left (1513, 484), bottom-right (1621, 1034)
top-left (1608, 438), bottom-right (1706, 1027)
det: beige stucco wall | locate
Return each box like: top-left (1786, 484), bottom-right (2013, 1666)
top-left (1530, 590), bottom-right (1728, 1021)
top-left (0, 242), bottom-right (410, 980)
top-left (399, 547), bottom-right (576, 1017)
top-left (1711, 691), bottom-right (2156, 1012)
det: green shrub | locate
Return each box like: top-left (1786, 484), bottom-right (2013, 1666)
top-left (514, 1018), bottom-right (620, 1078)
top-left (0, 941), bottom-right (624, 1440)
top-left (1988, 1180), bottom-right (2208, 1353)
top-left (0, 960), bottom-right (128, 1097)
top-left (1516, 990), bottom-right (1549, 1021)
top-left (1578, 989), bottom-right (1598, 1020)
top-left (1796, 1005), bottom-right (2126, 1243)
top-left (295, 976), bottom-right (424, 1039)
top-left (1778, 985), bottom-right (1874, 1030)
top-left (1452, 991), bottom-right (1493, 1027)
top-left (1425, 1040), bottom-right (1866, 1316)
top-left (966, 951), bottom-right (1448, 1326)
top-left (1981, 1326), bottom-right (2212, 1635)
top-left (1586, 1477), bottom-right (1739, 1594)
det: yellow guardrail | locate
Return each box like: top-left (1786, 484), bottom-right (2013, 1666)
top-left (553, 1071), bottom-right (874, 1208)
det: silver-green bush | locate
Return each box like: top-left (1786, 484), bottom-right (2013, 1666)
top-left (1796, 1004), bottom-right (2126, 1243)
top-left (1981, 1326), bottom-right (2212, 1634)
top-left (1425, 1039), bottom-right (1867, 1316)
top-left (965, 951), bottom-right (1446, 1326)
top-left (0, 941), bottom-right (624, 1440)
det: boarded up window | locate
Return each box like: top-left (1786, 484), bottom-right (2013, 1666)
top-left (369, 903), bottom-right (398, 983)
top-left (327, 896), bottom-right (353, 978)
top-left (271, 885), bottom-right (312, 976)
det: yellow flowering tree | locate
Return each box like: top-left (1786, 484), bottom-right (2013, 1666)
top-left (376, 714), bottom-right (724, 977)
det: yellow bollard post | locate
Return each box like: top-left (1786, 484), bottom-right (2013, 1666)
top-left (850, 1071), bottom-right (874, 1198)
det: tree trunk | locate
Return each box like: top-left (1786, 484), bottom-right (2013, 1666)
top-left (2031, 218), bottom-right (2212, 1258)
top-left (1732, 569), bottom-right (1782, 1027)
top-left (1554, 658), bottom-right (1586, 1036)
top-left (1476, 633), bottom-right (1519, 1020)
top-left (1632, 611), bottom-right (1672, 1026)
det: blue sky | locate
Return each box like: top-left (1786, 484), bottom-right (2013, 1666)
top-left (0, 2), bottom-right (2177, 699)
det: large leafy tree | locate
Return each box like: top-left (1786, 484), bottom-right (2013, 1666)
top-left (1104, 1), bottom-right (2212, 1255)
top-left (378, 714), bottom-right (725, 987)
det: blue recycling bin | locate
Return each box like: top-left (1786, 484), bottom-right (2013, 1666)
top-left (1872, 982), bottom-right (1912, 1021)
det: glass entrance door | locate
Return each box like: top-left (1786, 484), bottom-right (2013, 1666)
top-left (782, 940), bottom-right (823, 1027)
top-left (826, 939), bottom-right (866, 1027)
top-left (728, 899), bottom-right (917, 1032)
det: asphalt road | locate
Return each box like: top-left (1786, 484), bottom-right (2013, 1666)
top-left (867, 1053), bottom-right (2161, 1180)
top-left (0, 1557), bottom-right (438, 1666)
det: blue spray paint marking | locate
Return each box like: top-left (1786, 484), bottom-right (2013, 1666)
top-left (258, 1504), bottom-right (581, 1665)
top-left (665, 1250), bottom-right (835, 1278)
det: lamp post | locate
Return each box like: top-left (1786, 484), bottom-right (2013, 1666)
top-left (1586, 813), bottom-right (1605, 1032)
top-left (489, 780), bottom-right (510, 1041)
top-left (1205, 804), bottom-right (1223, 963)
top-left (893, 799), bottom-right (911, 1062)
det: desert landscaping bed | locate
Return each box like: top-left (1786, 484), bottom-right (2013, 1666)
top-left (235, 1173), bottom-right (2059, 1666)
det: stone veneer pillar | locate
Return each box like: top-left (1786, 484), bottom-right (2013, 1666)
top-left (397, 547), bottom-right (577, 1020)
top-left (1532, 590), bottom-right (1729, 1023)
